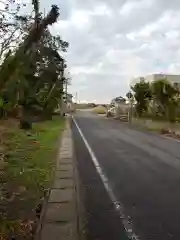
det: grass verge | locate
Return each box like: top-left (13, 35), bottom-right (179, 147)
top-left (0, 117), bottom-right (65, 239)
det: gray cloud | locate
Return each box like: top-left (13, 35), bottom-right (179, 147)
top-left (48, 0), bottom-right (180, 102)
top-left (70, 72), bottom-right (129, 103)
top-left (73, 0), bottom-right (180, 11)
top-left (40, 0), bottom-right (72, 19)
top-left (71, 0), bottom-right (128, 11)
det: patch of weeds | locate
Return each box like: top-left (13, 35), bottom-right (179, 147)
top-left (0, 117), bottom-right (65, 239)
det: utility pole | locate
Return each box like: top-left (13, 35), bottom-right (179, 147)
top-left (127, 91), bottom-right (133, 123)
top-left (129, 97), bottom-right (133, 123)
top-left (65, 78), bottom-right (68, 114)
top-left (44, 8), bottom-right (46, 18)
top-left (65, 78), bottom-right (68, 98)
top-left (60, 59), bottom-right (65, 116)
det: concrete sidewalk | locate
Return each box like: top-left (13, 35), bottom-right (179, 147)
top-left (38, 120), bottom-right (79, 240)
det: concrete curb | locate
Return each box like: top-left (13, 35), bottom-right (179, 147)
top-left (37, 118), bottom-right (80, 240)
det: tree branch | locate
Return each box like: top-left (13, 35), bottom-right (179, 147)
top-left (0, 5), bottom-right (60, 90)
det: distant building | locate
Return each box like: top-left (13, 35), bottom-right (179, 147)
top-left (132, 73), bottom-right (180, 89)
top-left (110, 96), bottom-right (128, 116)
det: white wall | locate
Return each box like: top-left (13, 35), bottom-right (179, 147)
top-left (145, 74), bottom-right (180, 84)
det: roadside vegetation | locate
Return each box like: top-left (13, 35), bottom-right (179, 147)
top-left (129, 78), bottom-right (179, 122)
top-left (0, 117), bottom-right (64, 239)
top-left (0, 0), bottom-right (69, 128)
top-left (0, 1), bottom-right (68, 238)
top-left (127, 78), bottom-right (180, 135)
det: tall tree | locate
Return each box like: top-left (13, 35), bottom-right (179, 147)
top-left (0, 4), bottom-right (60, 91)
top-left (151, 79), bottom-right (179, 121)
top-left (22, 30), bottom-right (68, 116)
top-left (131, 80), bottom-right (152, 117)
top-left (0, 1), bottom-right (69, 129)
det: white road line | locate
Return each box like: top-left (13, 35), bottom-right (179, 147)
top-left (72, 116), bottom-right (139, 240)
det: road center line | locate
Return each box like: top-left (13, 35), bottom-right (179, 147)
top-left (72, 116), bottom-right (139, 240)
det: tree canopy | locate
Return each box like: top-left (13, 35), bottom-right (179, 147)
top-left (130, 78), bottom-right (180, 122)
top-left (131, 80), bottom-right (152, 116)
top-left (0, 0), bottom-right (69, 128)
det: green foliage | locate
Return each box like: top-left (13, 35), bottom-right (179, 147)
top-left (0, 117), bottom-right (65, 238)
top-left (131, 80), bottom-right (152, 116)
top-left (131, 78), bottom-right (180, 122)
top-left (151, 79), bottom-right (179, 120)
top-left (0, 1), bottom-right (69, 125)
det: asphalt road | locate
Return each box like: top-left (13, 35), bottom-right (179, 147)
top-left (72, 111), bottom-right (180, 240)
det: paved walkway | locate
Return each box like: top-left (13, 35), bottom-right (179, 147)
top-left (39, 120), bottom-right (79, 240)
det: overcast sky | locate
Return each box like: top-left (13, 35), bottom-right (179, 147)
top-left (23, 0), bottom-right (180, 102)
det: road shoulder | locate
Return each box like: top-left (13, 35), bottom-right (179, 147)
top-left (37, 119), bottom-right (80, 240)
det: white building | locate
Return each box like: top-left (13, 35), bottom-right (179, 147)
top-left (132, 74), bottom-right (180, 88)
